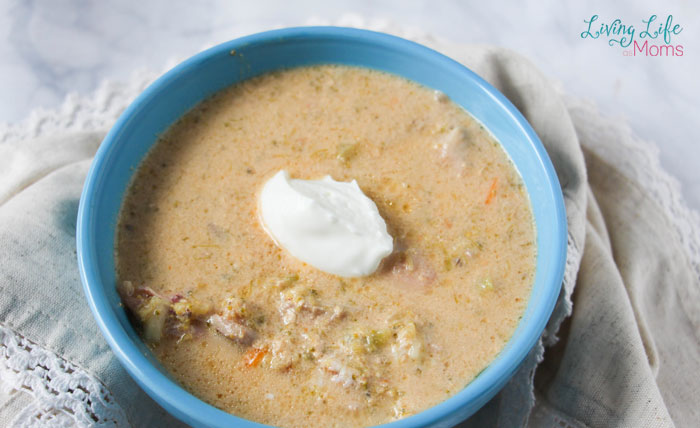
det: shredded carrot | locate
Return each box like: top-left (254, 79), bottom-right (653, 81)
top-left (243, 347), bottom-right (267, 368)
top-left (484, 178), bottom-right (499, 204)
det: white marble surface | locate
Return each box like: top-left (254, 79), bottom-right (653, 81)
top-left (1, 0), bottom-right (698, 209)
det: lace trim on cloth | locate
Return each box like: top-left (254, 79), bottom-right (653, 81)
top-left (0, 71), bottom-right (158, 146)
top-left (0, 325), bottom-right (129, 427)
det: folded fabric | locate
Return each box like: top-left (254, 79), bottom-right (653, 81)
top-left (0, 39), bottom-right (697, 427)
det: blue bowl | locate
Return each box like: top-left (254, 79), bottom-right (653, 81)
top-left (77, 27), bottom-right (566, 428)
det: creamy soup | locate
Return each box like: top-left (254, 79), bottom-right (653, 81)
top-left (116, 65), bottom-right (535, 427)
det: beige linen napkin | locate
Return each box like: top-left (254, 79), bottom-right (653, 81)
top-left (1, 42), bottom-right (697, 427)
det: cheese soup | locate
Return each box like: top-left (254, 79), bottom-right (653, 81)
top-left (116, 65), bottom-right (535, 427)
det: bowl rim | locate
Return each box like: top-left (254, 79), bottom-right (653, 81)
top-left (77, 26), bottom-right (567, 428)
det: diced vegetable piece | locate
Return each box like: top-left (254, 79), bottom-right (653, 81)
top-left (278, 288), bottom-right (305, 325)
top-left (188, 299), bottom-right (213, 317)
top-left (171, 300), bottom-right (189, 317)
top-left (135, 295), bottom-right (170, 343)
top-left (342, 331), bottom-right (367, 355)
top-left (391, 321), bottom-right (423, 362)
top-left (269, 336), bottom-right (299, 370)
top-left (274, 273), bottom-right (299, 289)
top-left (171, 300), bottom-right (192, 332)
top-left (318, 355), bottom-right (368, 389)
top-left (336, 142), bottom-right (358, 164)
top-left (243, 347), bottom-right (267, 368)
top-left (222, 296), bottom-right (248, 320)
top-left (365, 329), bottom-right (391, 352)
top-left (443, 256), bottom-right (453, 271)
top-left (479, 278), bottom-right (494, 291)
top-left (484, 178), bottom-right (498, 204)
top-left (278, 286), bottom-right (324, 325)
top-left (341, 327), bottom-right (391, 355)
top-left (169, 298), bottom-right (212, 336)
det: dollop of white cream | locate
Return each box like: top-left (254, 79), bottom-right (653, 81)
top-left (259, 170), bottom-right (393, 277)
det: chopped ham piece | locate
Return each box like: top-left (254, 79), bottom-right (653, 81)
top-left (384, 250), bottom-right (437, 289)
top-left (208, 314), bottom-right (256, 345)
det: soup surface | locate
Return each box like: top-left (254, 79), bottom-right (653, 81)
top-left (116, 65), bottom-right (535, 427)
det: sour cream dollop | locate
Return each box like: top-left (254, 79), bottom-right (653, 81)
top-left (259, 170), bottom-right (393, 277)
